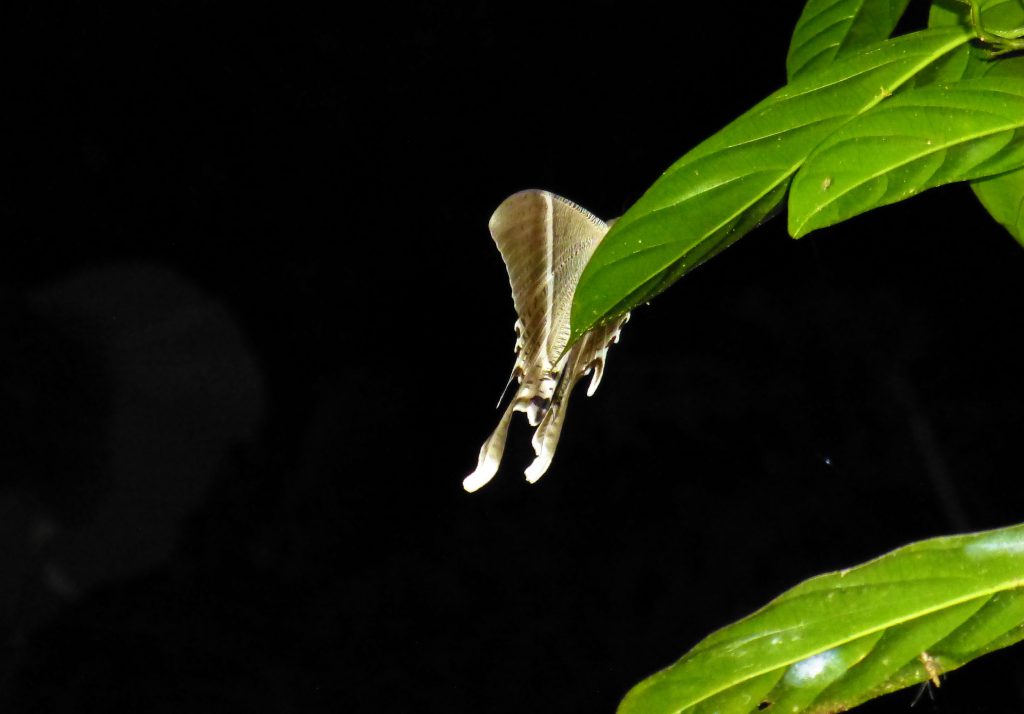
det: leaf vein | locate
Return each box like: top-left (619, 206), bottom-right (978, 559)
top-left (679, 582), bottom-right (1024, 711)
top-left (810, 121), bottom-right (1023, 218)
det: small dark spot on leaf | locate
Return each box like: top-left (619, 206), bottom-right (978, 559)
top-left (758, 701), bottom-right (772, 711)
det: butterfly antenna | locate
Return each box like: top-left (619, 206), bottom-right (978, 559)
top-left (495, 365), bottom-right (518, 408)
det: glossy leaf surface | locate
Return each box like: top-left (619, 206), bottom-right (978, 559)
top-left (929, 0), bottom-right (1024, 34)
top-left (974, 166), bottom-right (1024, 245)
top-left (920, 0), bottom-right (1024, 86)
top-left (971, 56), bottom-right (1024, 245)
top-left (786, 0), bottom-right (911, 80)
top-left (979, 0), bottom-right (1024, 38)
top-left (618, 523), bottom-right (1024, 714)
top-left (570, 27), bottom-right (970, 341)
top-left (788, 76), bottom-right (1024, 237)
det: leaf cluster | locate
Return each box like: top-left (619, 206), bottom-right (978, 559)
top-left (597, 2), bottom-right (1024, 712)
top-left (571, 0), bottom-right (1024, 343)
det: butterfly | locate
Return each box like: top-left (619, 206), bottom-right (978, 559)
top-left (463, 190), bottom-right (628, 492)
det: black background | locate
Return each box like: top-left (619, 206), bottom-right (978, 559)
top-left (2, 1), bottom-right (1023, 712)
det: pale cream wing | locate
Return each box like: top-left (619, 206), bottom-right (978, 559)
top-left (488, 191), bottom-right (556, 385)
top-left (545, 195), bottom-right (608, 365)
top-left (489, 191), bottom-right (608, 373)
top-left (464, 191), bottom-right (555, 493)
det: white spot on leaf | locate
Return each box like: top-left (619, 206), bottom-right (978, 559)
top-left (785, 649), bottom-right (840, 686)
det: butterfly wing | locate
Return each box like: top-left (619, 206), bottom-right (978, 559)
top-left (463, 190), bottom-right (625, 492)
top-left (545, 194), bottom-right (609, 365)
top-left (485, 190), bottom-right (556, 399)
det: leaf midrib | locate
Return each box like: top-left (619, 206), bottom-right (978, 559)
top-left (668, 577), bottom-right (1024, 713)
top-left (620, 31), bottom-right (973, 243)
top-left (790, 0), bottom-right (858, 75)
top-left (798, 112), bottom-right (1024, 228)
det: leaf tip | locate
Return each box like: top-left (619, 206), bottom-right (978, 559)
top-left (787, 211), bottom-right (813, 239)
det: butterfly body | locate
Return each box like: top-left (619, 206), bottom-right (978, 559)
top-left (464, 190), bottom-right (628, 492)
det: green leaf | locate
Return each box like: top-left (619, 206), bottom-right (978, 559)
top-left (824, 1), bottom-right (1024, 99)
top-left (786, 0), bottom-right (911, 81)
top-left (788, 75), bottom-right (1024, 237)
top-left (979, 0), bottom-right (1024, 37)
top-left (919, 0), bottom-right (1024, 85)
top-left (569, 27), bottom-right (970, 341)
top-left (971, 56), bottom-right (1024, 245)
top-left (914, 0), bottom-right (985, 85)
top-left (920, 5), bottom-right (1024, 245)
top-left (618, 523), bottom-right (1024, 714)
top-left (929, 0), bottom-right (1024, 31)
